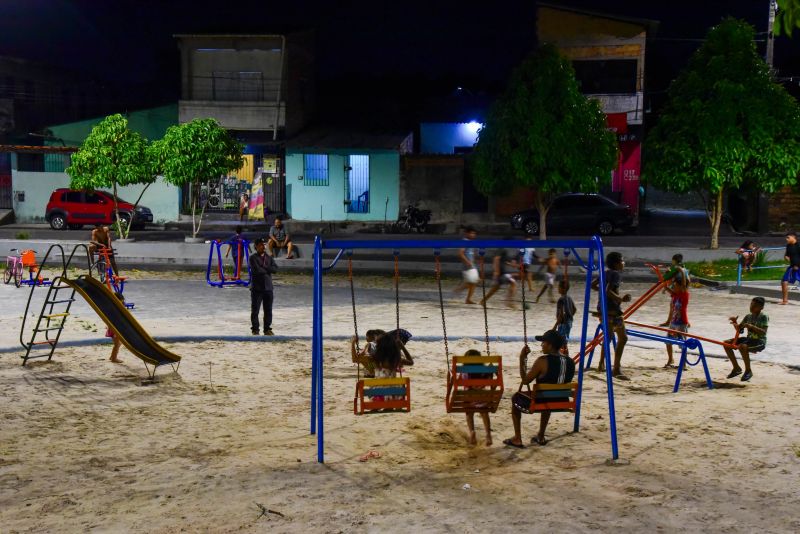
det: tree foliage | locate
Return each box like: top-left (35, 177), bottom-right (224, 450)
top-left (155, 118), bottom-right (244, 237)
top-left (644, 18), bottom-right (800, 248)
top-left (66, 114), bottom-right (155, 238)
top-left (471, 43), bottom-right (618, 238)
top-left (776, 0), bottom-right (800, 36)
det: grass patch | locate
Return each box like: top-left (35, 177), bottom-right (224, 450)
top-left (14, 232), bottom-right (29, 240)
top-left (686, 258), bottom-right (787, 282)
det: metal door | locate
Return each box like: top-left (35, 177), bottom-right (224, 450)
top-left (344, 155), bottom-right (370, 214)
top-left (261, 156), bottom-right (285, 217)
top-left (0, 153), bottom-right (11, 209)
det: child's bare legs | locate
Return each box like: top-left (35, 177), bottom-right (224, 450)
top-left (466, 412), bottom-right (491, 445)
top-left (535, 283), bottom-right (550, 303)
top-left (535, 411), bottom-right (551, 445)
top-left (109, 338), bottom-right (122, 363)
top-left (781, 280), bottom-right (789, 304)
top-left (665, 341), bottom-right (675, 367)
top-left (612, 326), bottom-right (628, 376)
top-left (505, 281), bottom-right (517, 308)
top-left (480, 412), bottom-right (492, 445)
top-left (526, 270), bottom-right (534, 292)
top-left (465, 283), bottom-right (476, 304)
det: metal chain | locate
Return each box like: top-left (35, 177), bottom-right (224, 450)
top-left (479, 251), bottom-right (490, 356)
top-left (519, 251), bottom-right (528, 347)
top-left (435, 254), bottom-right (450, 368)
top-left (394, 251), bottom-right (400, 338)
top-left (347, 253), bottom-right (361, 380)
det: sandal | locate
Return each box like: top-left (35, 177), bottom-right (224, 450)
top-left (358, 450), bottom-right (382, 462)
top-left (502, 438), bottom-right (525, 449)
top-left (530, 436), bottom-right (548, 446)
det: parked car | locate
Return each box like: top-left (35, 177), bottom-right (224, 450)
top-left (45, 189), bottom-right (153, 231)
top-left (510, 193), bottom-right (634, 236)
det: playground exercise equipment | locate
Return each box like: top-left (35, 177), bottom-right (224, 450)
top-left (19, 244), bottom-right (180, 378)
top-left (91, 245), bottom-right (134, 309)
top-left (736, 246), bottom-right (799, 286)
top-left (4, 249), bottom-right (51, 288)
top-left (206, 238), bottom-right (251, 288)
top-left (437, 252), bottom-right (504, 414)
top-left (311, 236), bottom-right (617, 464)
top-left (349, 251), bottom-right (413, 414)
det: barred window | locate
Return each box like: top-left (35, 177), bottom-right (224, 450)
top-left (304, 154), bottom-right (329, 186)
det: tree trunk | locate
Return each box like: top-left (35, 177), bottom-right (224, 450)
top-left (534, 192), bottom-right (550, 240)
top-left (708, 189), bottom-right (724, 250)
top-left (190, 179), bottom-right (208, 238)
top-left (129, 182), bottom-right (153, 233)
top-left (112, 181), bottom-right (126, 239)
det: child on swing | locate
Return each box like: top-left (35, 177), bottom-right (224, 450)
top-left (460, 349), bottom-right (493, 446)
top-left (350, 329), bottom-right (386, 378)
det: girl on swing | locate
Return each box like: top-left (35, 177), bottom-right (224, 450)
top-left (351, 330), bottom-right (413, 378)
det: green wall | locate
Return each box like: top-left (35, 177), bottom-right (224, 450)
top-left (11, 171), bottom-right (180, 224)
top-left (46, 104), bottom-right (178, 145)
top-left (285, 150), bottom-right (400, 222)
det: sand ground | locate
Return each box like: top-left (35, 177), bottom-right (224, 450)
top-left (1, 271), bottom-right (799, 533)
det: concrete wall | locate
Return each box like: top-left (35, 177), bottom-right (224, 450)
top-left (178, 100), bottom-right (285, 131)
top-left (400, 155), bottom-right (463, 222)
top-left (11, 171), bottom-right (180, 224)
top-left (419, 123), bottom-right (480, 154)
top-left (285, 150), bottom-right (399, 222)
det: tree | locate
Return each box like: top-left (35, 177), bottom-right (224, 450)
top-left (154, 119), bottom-right (244, 238)
top-left (471, 44), bottom-right (618, 239)
top-left (776, 0), bottom-right (800, 36)
top-left (66, 114), bottom-right (155, 239)
top-left (644, 18), bottom-right (800, 249)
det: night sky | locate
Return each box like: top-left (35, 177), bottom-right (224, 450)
top-left (1, 1), bottom-right (796, 114)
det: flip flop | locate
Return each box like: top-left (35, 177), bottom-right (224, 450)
top-left (613, 373), bottom-right (631, 381)
top-left (358, 450), bottom-right (382, 462)
top-left (502, 438), bottom-right (525, 449)
top-left (530, 436), bottom-right (548, 446)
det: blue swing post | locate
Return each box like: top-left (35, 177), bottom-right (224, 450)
top-left (310, 236), bottom-right (618, 464)
top-left (572, 245), bottom-right (594, 433)
top-left (206, 238), bottom-right (252, 288)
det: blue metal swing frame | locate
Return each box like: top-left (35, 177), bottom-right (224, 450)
top-left (206, 238), bottom-right (251, 288)
top-left (310, 235), bottom-right (621, 463)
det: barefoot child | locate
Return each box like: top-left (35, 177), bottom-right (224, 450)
top-left (553, 280), bottom-right (576, 355)
top-left (461, 349), bottom-right (493, 446)
top-left (736, 240), bottom-right (760, 272)
top-left (350, 329), bottom-right (386, 378)
top-left (521, 236), bottom-right (537, 292)
top-left (724, 297), bottom-right (768, 382)
top-left (536, 249), bottom-right (560, 304)
top-left (663, 254), bottom-right (690, 368)
top-left (592, 252), bottom-right (632, 379)
top-left (781, 232), bottom-right (800, 305)
top-left (455, 227), bottom-right (478, 304)
top-left (107, 292), bottom-right (125, 363)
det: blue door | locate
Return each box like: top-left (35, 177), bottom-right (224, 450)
top-left (345, 155), bottom-right (370, 214)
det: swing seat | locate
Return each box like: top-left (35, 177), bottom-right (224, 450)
top-left (354, 377), bottom-right (411, 415)
top-left (528, 382), bottom-right (578, 413)
top-left (446, 355), bottom-right (504, 413)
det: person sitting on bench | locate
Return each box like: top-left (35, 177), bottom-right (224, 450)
top-left (267, 217), bottom-right (295, 259)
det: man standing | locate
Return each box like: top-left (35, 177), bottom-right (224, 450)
top-left (249, 238), bottom-right (278, 335)
top-left (780, 232), bottom-right (800, 305)
top-left (268, 217), bottom-right (295, 259)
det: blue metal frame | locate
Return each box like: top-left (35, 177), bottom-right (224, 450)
top-left (310, 236), bottom-right (617, 463)
top-left (206, 239), bottom-right (252, 288)
top-left (736, 246), bottom-right (793, 286)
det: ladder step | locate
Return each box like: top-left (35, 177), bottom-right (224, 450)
top-left (43, 313), bottom-right (69, 319)
top-left (30, 340), bottom-right (56, 346)
top-left (23, 352), bottom-right (53, 359)
top-left (35, 326), bottom-right (64, 332)
top-left (50, 285), bottom-right (71, 289)
top-left (46, 299), bottom-right (75, 304)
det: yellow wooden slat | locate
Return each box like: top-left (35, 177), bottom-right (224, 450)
top-left (453, 355), bottom-right (503, 364)
top-left (360, 377), bottom-right (409, 387)
top-left (43, 313), bottom-right (69, 318)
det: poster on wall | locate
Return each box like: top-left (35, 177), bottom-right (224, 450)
top-left (248, 168), bottom-right (265, 220)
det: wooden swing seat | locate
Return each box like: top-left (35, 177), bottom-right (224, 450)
top-left (354, 377), bottom-right (411, 415)
top-left (527, 382), bottom-right (578, 413)
top-left (446, 355), bottom-right (504, 413)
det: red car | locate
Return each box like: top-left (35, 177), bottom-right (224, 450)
top-left (45, 189), bottom-right (152, 230)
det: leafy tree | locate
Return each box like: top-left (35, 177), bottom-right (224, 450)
top-left (154, 118), bottom-right (244, 238)
top-left (644, 18), bottom-right (800, 249)
top-left (471, 44), bottom-right (618, 239)
top-left (66, 114), bottom-right (155, 239)
top-left (776, 0), bottom-right (800, 36)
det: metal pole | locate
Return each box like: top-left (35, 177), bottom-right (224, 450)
top-left (767, 0), bottom-right (777, 70)
top-left (315, 236), bottom-right (325, 463)
top-left (594, 236), bottom-right (619, 461)
top-left (311, 237), bottom-right (321, 434)
top-left (737, 260), bottom-right (742, 286)
top-left (573, 245), bottom-right (594, 432)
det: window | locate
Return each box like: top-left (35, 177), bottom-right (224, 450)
top-left (64, 192), bottom-right (82, 203)
top-left (304, 154), bottom-right (329, 186)
top-left (572, 60), bottom-right (637, 94)
top-left (85, 193), bottom-right (103, 204)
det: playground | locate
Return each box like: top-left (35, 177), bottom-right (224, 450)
top-left (0, 258), bottom-right (799, 531)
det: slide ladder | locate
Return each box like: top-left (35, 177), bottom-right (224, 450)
top-left (21, 275), bottom-right (76, 365)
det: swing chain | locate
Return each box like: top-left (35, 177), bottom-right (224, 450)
top-left (394, 251), bottom-right (401, 337)
top-left (347, 253), bottom-right (362, 381)
top-left (434, 254), bottom-right (450, 366)
top-left (519, 251), bottom-right (528, 347)
top-left (479, 251), bottom-right (490, 356)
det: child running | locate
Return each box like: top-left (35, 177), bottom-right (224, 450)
top-left (592, 251), bottom-right (632, 379)
top-left (461, 349), bottom-right (493, 446)
top-left (536, 249), bottom-right (560, 304)
top-left (724, 297), bottom-right (768, 382)
top-left (662, 254), bottom-right (690, 368)
top-left (520, 236), bottom-right (537, 292)
top-left (553, 280), bottom-right (576, 355)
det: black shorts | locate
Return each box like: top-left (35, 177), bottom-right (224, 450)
top-left (726, 337), bottom-right (765, 353)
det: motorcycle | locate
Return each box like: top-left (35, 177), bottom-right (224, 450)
top-left (395, 204), bottom-right (432, 233)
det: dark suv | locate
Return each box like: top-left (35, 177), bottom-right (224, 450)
top-left (510, 193), bottom-right (634, 236)
top-left (45, 189), bottom-right (153, 230)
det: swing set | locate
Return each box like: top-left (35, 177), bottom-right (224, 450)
top-left (311, 236), bottom-right (620, 464)
top-left (206, 237), bottom-right (251, 288)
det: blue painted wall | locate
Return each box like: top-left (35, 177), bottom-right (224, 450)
top-left (420, 122), bottom-right (482, 154)
top-left (285, 150), bottom-right (400, 222)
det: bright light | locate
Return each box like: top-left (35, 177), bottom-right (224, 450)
top-left (465, 121), bottom-right (482, 134)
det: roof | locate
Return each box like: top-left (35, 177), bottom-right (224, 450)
top-left (285, 127), bottom-right (412, 151)
top-left (538, 2), bottom-right (659, 35)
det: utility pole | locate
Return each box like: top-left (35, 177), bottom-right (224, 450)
top-left (767, 0), bottom-right (777, 69)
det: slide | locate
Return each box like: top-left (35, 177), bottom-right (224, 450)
top-left (62, 276), bottom-right (181, 367)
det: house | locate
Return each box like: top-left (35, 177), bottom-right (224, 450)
top-left (7, 105), bottom-right (181, 225)
top-left (284, 128), bottom-right (412, 223)
top-left (537, 2), bottom-right (658, 217)
top-left (175, 32), bottom-right (315, 218)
